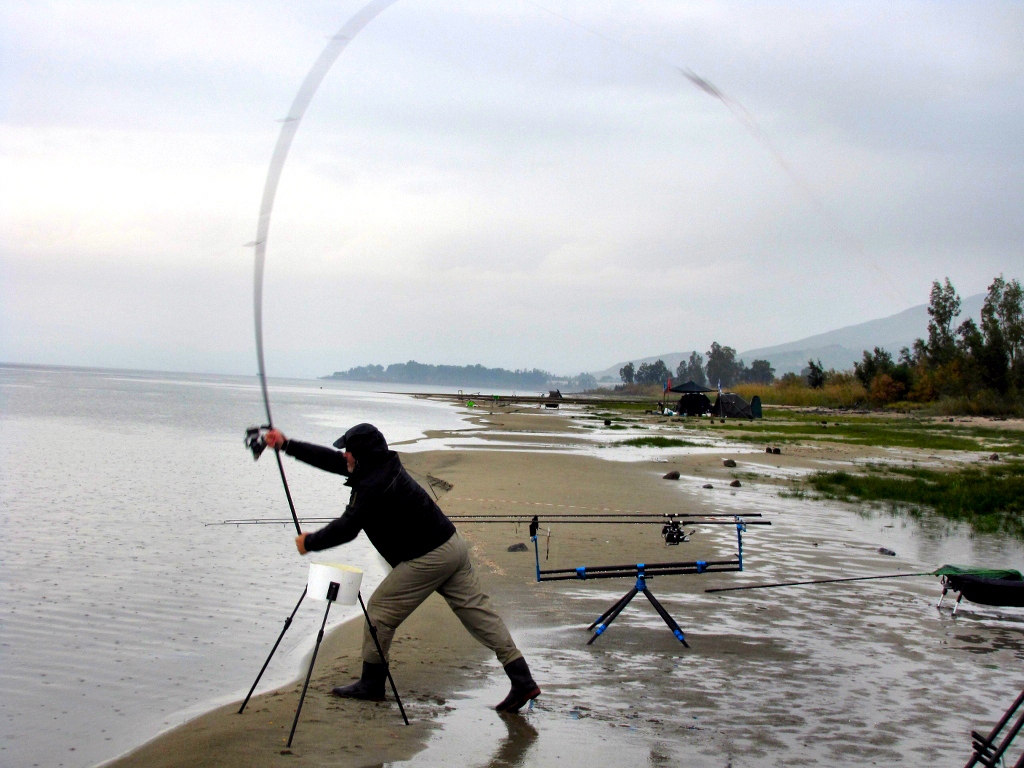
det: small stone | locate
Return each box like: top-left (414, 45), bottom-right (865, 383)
top-left (729, 480), bottom-right (741, 487)
top-left (507, 543), bottom-right (529, 552)
top-left (702, 483), bottom-right (713, 489)
top-left (772, 447), bottom-right (781, 455)
top-left (604, 419), bottom-right (612, 426)
top-left (990, 453), bottom-right (1000, 461)
top-left (723, 459), bottom-right (737, 468)
top-left (877, 547), bottom-right (896, 556)
top-left (663, 470), bottom-right (681, 480)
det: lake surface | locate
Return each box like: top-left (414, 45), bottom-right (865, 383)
top-left (0, 365), bottom-right (470, 768)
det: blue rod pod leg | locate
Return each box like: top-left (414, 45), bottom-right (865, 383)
top-left (239, 585), bottom-right (307, 714)
top-left (641, 587), bottom-right (689, 647)
top-left (587, 589), bottom-right (634, 631)
top-left (587, 587), bottom-right (639, 645)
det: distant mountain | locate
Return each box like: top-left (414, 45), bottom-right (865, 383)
top-left (589, 352), bottom-right (693, 383)
top-left (591, 294), bottom-right (984, 380)
top-left (739, 294), bottom-right (983, 375)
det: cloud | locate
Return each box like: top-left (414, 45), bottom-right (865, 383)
top-left (2, 0), bottom-right (1022, 375)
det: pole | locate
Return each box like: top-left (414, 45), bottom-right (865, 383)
top-left (358, 593), bottom-right (409, 726)
top-left (706, 572), bottom-right (933, 594)
top-left (287, 588), bottom-right (334, 748)
top-left (239, 586), bottom-right (307, 714)
top-left (273, 449), bottom-right (302, 536)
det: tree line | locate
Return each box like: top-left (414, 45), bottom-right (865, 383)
top-left (617, 274), bottom-right (1022, 411)
top-left (846, 275), bottom-right (1022, 406)
top-left (619, 346), bottom-right (775, 388)
top-left (328, 360), bottom-right (554, 389)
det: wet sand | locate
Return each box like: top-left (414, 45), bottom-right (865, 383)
top-left (107, 406), bottom-right (1024, 767)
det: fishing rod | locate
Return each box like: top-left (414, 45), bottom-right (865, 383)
top-left (208, 514), bottom-right (769, 526)
top-left (705, 572), bottom-right (934, 594)
top-left (243, 0), bottom-right (401, 538)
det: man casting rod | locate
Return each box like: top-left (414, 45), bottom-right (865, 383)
top-left (245, 0), bottom-right (539, 713)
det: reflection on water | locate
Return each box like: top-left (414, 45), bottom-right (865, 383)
top-left (487, 714), bottom-right (538, 767)
top-left (0, 366), bottom-right (469, 768)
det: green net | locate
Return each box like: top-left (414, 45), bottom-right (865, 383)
top-left (933, 564), bottom-right (1023, 581)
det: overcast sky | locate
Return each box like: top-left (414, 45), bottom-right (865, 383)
top-left (2, 0), bottom-right (1022, 377)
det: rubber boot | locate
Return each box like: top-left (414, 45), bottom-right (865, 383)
top-left (495, 657), bottom-right (540, 713)
top-left (331, 662), bottom-right (386, 701)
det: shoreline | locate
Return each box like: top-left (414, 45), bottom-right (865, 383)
top-left (107, 404), bottom-right (1024, 767)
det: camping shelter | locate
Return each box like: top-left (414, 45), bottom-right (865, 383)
top-left (669, 380), bottom-right (714, 417)
top-left (711, 392), bottom-right (756, 419)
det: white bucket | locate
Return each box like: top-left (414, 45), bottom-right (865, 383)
top-left (307, 562), bottom-right (363, 605)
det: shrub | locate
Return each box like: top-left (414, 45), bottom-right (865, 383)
top-left (869, 374), bottom-right (906, 405)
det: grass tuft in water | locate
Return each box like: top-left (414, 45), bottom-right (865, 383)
top-left (807, 461), bottom-right (1024, 537)
top-left (618, 436), bottom-right (699, 448)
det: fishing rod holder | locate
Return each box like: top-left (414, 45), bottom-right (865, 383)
top-left (533, 516), bottom-right (758, 647)
top-left (238, 570), bottom-right (409, 750)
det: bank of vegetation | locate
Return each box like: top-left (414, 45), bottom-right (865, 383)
top-left (612, 274), bottom-right (1023, 415)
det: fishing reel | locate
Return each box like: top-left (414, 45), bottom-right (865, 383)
top-left (661, 519), bottom-right (693, 545)
top-left (244, 425), bottom-right (271, 461)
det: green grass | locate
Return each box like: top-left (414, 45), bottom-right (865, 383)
top-left (618, 436), bottom-right (700, 448)
top-left (586, 404), bottom-right (1024, 452)
top-left (807, 461), bottom-right (1024, 537)
top-left (682, 416), bottom-right (1023, 452)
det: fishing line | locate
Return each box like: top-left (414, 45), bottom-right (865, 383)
top-left (249, 0), bottom-right (400, 536)
top-left (525, 0), bottom-right (909, 304)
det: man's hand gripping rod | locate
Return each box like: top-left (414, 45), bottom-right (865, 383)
top-left (244, 425), bottom-right (302, 536)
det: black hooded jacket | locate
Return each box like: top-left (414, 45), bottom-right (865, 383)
top-left (282, 426), bottom-right (455, 566)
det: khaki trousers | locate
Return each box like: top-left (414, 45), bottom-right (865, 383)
top-left (362, 533), bottom-right (522, 667)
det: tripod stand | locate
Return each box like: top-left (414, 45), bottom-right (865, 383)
top-left (238, 580), bottom-right (408, 749)
top-left (586, 567), bottom-right (688, 646)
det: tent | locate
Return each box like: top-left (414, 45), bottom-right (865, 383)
top-left (669, 380), bottom-right (714, 394)
top-left (676, 392), bottom-right (713, 416)
top-left (711, 392), bottom-right (755, 419)
top-left (670, 380), bottom-right (714, 415)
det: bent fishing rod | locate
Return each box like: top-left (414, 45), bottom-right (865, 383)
top-left (244, 0), bottom-right (401, 537)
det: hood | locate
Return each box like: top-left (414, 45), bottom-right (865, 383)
top-left (333, 423), bottom-right (390, 472)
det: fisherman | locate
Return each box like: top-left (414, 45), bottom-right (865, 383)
top-left (263, 423), bottom-right (540, 713)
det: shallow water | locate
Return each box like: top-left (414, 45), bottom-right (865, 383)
top-left (0, 366), bottom-right (469, 768)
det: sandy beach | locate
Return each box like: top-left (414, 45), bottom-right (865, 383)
top-left (106, 405), bottom-right (1024, 767)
